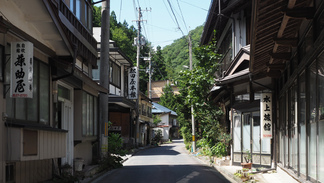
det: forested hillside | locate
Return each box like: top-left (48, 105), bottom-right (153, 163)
top-left (92, 6), bottom-right (204, 92)
top-left (162, 25), bottom-right (204, 79)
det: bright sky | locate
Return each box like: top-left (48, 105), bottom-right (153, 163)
top-left (96, 0), bottom-right (212, 49)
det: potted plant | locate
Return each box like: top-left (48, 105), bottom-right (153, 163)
top-left (241, 150), bottom-right (252, 169)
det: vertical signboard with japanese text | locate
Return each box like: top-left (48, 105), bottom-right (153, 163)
top-left (260, 93), bottom-right (272, 138)
top-left (10, 42), bottom-right (33, 98)
top-left (128, 67), bottom-right (138, 99)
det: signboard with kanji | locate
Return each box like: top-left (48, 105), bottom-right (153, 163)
top-left (10, 42), bottom-right (33, 98)
top-left (260, 93), bottom-right (272, 138)
top-left (128, 67), bottom-right (138, 99)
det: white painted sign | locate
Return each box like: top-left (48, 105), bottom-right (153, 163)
top-left (260, 93), bottom-right (272, 138)
top-left (10, 42), bottom-right (33, 98)
top-left (128, 67), bottom-right (138, 99)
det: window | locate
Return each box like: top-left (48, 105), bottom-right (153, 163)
top-left (5, 59), bottom-right (49, 125)
top-left (289, 82), bottom-right (298, 170)
top-left (233, 111), bottom-right (241, 152)
top-left (308, 61), bottom-right (317, 180)
top-left (110, 61), bottom-right (121, 88)
top-left (66, 0), bottom-right (93, 31)
top-left (82, 92), bottom-right (98, 136)
top-left (299, 71), bottom-right (307, 175)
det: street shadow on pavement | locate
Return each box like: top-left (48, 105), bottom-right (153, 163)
top-left (98, 164), bottom-right (231, 183)
top-left (135, 145), bottom-right (180, 156)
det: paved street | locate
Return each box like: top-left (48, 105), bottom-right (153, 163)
top-left (93, 139), bottom-right (231, 183)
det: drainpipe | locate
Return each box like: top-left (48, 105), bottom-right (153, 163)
top-left (52, 44), bottom-right (78, 81)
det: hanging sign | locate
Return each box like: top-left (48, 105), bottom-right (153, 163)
top-left (260, 93), bottom-right (272, 138)
top-left (10, 42), bottom-right (33, 98)
top-left (128, 67), bottom-right (138, 99)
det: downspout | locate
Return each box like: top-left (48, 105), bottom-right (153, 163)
top-left (52, 44), bottom-right (78, 81)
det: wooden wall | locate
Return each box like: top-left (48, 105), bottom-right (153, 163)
top-left (8, 128), bottom-right (66, 161)
top-left (15, 159), bottom-right (52, 183)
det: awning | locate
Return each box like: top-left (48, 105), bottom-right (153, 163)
top-left (109, 95), bottom-right (136, 109)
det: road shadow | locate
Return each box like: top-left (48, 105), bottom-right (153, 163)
top-left (103, 164), bottom-right (231, 183)
top-left (135, 145), bottom-right (180, 156)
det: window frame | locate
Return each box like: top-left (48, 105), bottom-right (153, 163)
top-left (5, 59), bottom-right (50, 125)
top-left (82, 91), bottom-right (98, 136)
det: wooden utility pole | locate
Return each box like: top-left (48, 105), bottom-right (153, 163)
top-left (99, 0), bottom-right (110, 157)
top-left (148, 52), bottom-right (152, 99)
top-left (135, 7), bottom-right (142, 146)
top-left (189, 35), bottom-right (196, 152)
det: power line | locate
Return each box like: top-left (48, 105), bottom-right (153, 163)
top-left (146, 23), bottom-right (177, 32)
top-left (162, 0), bottom-right (177, 28)
top-left (178, 0), bottom-right (209, 12)
top-left (176, 0), bottom-right (188, 34)
top-left (166, 0), bottom-right (185, 36)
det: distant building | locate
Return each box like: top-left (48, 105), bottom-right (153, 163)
top-left (148, 80), bottom-right (179, 102)
top-left (152, 102), bottom-right (179, 142)
top-left (138, 93), bottom-right (153, 146)
top-left (92, 27), bottom-right (136, 149)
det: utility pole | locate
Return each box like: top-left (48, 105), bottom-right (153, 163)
top-left (148, 52), bottom-right (152, 99)
top-left (133, 7), bottom-right (150, 146)
top-left (135, 7), bottom-right (142, 146)
top-left (99, 0), bottom-right (110, 158)
top-left (189, 35), bottom-right (196, 153)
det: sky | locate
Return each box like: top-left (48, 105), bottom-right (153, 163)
top-left (95, 0), bottom-right (212, 49)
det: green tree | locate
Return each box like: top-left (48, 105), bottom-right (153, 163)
top-left (152, 46), bottom-right (167, 81)
top-left (177, 35), bottom-right (224, 145)
top-left (92, 5), bottom-right (101, 27)
top-left (161, 26), bottom-right (203, 79)
top-left (159, 84), bottom-right (178, 111)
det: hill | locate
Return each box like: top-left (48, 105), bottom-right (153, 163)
top-left (161, 25), bottom-right (204, 79)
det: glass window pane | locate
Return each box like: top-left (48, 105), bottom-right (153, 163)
top-left (94, 97), bottom-right (98, 135)
top-left (58, 85), bottom-right (71, 100)
top-left (27, 62), bottom-right (38, 122)
top-left (89, 95), bottom-right (93, 136)
top-left (39, 63), bottom-right (49, 124)
top-left (318, 53), bottom-right (324, 182)
top-left (290, 83), bottom-right (298, 170)
top-left (252, 112), bottom-right (260, 153)
top-left (6, 85), bottom-right (13, 118)
top-left (242, 113), bottom-right (251, 152)
top-left (309, 62), bottom-right (317, 180)
top-left (15, 98), bottom-right (26, 120)
top-left (70, 0), bottom-right (74, 13)
top-left (299, 72), bottom-right (306, 175)
top-left (87, 94), bottom-right (90, 135)
top-left (76, 0), bottom-right (81, 20)
top-left (82, 92), bottom-right (87, 135)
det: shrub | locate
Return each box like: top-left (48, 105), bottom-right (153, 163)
top-left (211, 142), bottom-right (227, 157)
top-left (152, 129), bottom-right (163, 145)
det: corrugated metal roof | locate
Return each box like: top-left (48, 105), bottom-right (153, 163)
top-left (152, 102), bottom-right (177, 116)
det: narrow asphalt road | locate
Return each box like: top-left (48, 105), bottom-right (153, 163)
top-left (93, 139), bottom-right (231, 183)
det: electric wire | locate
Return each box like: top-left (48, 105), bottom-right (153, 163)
top-left (176, 0), bottom-right (189, 34)
top-left (166, 0), bottom-right (185, 36)
top-left (162, 0), bottom-right (178, 29)
top-left (179, 0), bottom-right (209, 12)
